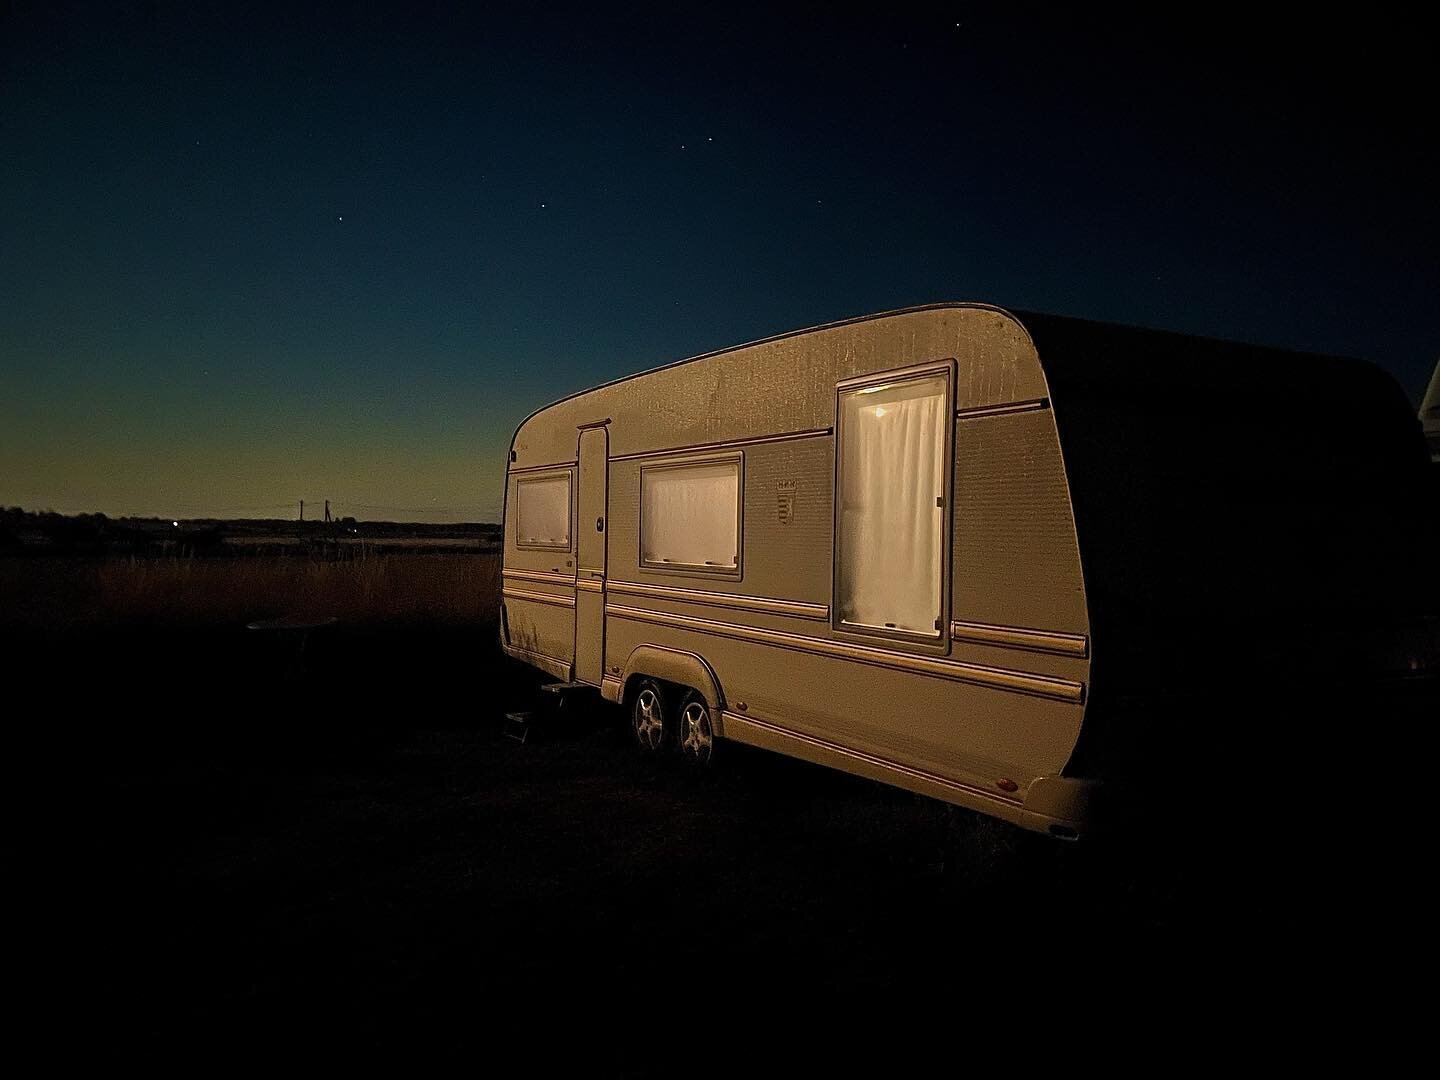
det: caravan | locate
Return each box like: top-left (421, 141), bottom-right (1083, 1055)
top-left (499, 304), bottom-right (1436, 837)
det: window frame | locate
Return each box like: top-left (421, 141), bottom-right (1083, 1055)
top-left (637, 451), bottom-right (745, 579)
top-left (830, 359), bottom-right (955, 652)
top-left (513, 467), bottom-right (576, 551)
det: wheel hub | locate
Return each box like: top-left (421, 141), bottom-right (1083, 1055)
top-left (634, 688), bottom-right (664, 749)
top-left (681, 701), bottom-right (712, 760)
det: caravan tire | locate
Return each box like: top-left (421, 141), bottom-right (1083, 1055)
top-left (631, 679), bottom-right (670, 752)
top-left (676, 690), bottom-right (715, 766)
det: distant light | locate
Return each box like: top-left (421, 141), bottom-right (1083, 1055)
top-left (172, 521), bottom-right (178, 527)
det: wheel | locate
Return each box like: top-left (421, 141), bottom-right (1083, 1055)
top-left (677, 690), bottom-right (715, 765)
top-left (631, 679), bottom-right (669, 752)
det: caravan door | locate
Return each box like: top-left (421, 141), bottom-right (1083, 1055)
top-left (574, 423), bottom-right (609, 685)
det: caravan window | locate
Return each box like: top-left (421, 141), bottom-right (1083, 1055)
top-left (640, 457), bottom-right (741, 574)
top-left (515, 472), bottom-right (572, 549)
top-left (835, 370), bottom-right (949, 638)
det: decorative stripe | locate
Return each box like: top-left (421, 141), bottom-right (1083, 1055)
top-left (503, 568), bottom-right (577, 586)
top-left (950, 620), bottom-right (1089, 658)
top-left (507, 460), bottom-right (577, 474)
top-left (503, 586), bottom-right (576, 609)
top-left (609, 427), bottom-right (831, 463)
top-left (955, 398), bottom-right (1049, 420)
top-left (606, 580), bottom-right (829, 621)
top-left (606, 604), bottom-right (1084, 703)
top-left (723, 712), bottom-right (1022, 809)
top-left (575, 578), bottom-right (604, 593)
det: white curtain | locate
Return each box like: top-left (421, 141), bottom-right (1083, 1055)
top-left (642, 461), bottom-right (739, 569)
top-left (837, 375), bottom-right (946, 634)
top-left (516, 474), bottom-right (571, 546)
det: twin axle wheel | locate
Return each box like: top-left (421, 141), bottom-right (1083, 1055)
top-left (630, 679), bottom-right (714, 764)
top-left (632, 681), bottom-right (667, 751)
top-left (678, 697), bottom-right (715, 763)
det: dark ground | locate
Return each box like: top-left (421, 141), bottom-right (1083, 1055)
top-left (16, 618), bottom-right (1423, 1061)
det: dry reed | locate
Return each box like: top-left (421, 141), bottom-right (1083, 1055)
top-left (0, 553), bottom-right (501, 633)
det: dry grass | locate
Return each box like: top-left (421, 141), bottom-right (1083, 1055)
top-left (0, 553), bottom-right (501, 633)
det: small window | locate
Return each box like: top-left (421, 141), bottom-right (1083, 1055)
top-left (515, 472), bottom-right (572, 549)
top-left (835, 370), bottom-right (948, 638)
top-left (640, 457), bottom-right (741, 574)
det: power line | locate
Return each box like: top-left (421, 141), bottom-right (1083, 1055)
top-left (345, 504), bottom-right (480, 513)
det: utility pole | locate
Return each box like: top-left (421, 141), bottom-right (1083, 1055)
top-left (299, 499), bottom-right (305, 522)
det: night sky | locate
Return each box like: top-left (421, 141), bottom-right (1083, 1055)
top-left (3, 4), bottom-right (1435, 521)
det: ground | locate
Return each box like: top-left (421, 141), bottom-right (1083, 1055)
top-left (10, 554), bottom-right (1412, 1059)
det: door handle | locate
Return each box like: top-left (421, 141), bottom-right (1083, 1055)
top-left (596, 516), bottom-right (604, 532)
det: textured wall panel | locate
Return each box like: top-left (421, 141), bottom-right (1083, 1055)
top-left (510, 305), bottom-right (1046, 467)
top-left (732, 438), bottom-right (832, 603)
top-left (503, 596), bottom-right (574, 668)
top-left (952, 409), bottom-right (1088, 634)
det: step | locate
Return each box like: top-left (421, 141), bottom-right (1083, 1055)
top-left (539, 681), bottom-right (594, 695)
top-left (502, 711), bottom-right (532, 743)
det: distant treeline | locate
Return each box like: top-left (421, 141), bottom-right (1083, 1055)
top-left (0, 507), bottom-right (501, 556)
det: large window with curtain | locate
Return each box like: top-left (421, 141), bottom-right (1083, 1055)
top-left (835, 369), bottom-right (949, 639)
top-left (514, 472), bottom-right (572, 549)
top-left (640, 456), bottom-right (742, 575)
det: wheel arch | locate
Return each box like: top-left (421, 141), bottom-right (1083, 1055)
top-left (618, 645), bottom-right (726, 722)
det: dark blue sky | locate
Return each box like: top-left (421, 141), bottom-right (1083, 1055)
top-left (3, 4), bottom-right (1435, 520)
